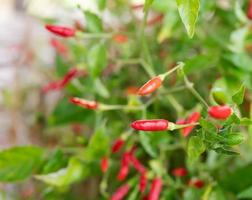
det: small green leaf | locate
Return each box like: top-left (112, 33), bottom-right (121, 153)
top-left (0, 146), bottom-right (44, 182)
top-left (232, 84), bottom-right (245, 105)
top-left (85, 127), bottom-right (109, 161)
top-left (139, 133), bottom-right (158, 158)
top-left (35, 158), bottom-right (87, 187)
top-left (188, 136), bottom-right (205, 163)
top-left (223, 133), bottom-right (245, 146)
top-left (214, 147), bottom-right (239, 155)
top-left (144, 0), bottom-right (155, 12)
top-left (87, 43), bottom-right (107, 77)
top-left (237, 186), bottom-right (252, 199)
top-left (42, 149), bottom-right (67, 174)
top-left (240, 118), bottom-right (252, 125)
top-left (223, 113), bottom-right (240, 126)
top-left (199, 118), bottom-right (217, 133)
top-left (94, 78), bottom-right (110, 98)
top-left (84, 11), bottom-right (103, 33)
top-left (176, 0), bottom-right (200, 38)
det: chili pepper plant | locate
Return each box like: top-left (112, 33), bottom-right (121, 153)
top-left (1, 0), bottom-right (252, 200)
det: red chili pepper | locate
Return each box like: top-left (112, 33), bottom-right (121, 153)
top-left (147, 14), bottom-right (164, 26)
top-left (172, 167), bottom-right (187, 177)
top-left (100, 156), bottom-right (109, 173)
top-left (248, 0), bottom-right (252, 19)
top-left (117, 152), bottom-right (131, 181)
top-left (148, 178), bottom-right (162, 200)
top-left (45, 25), bottom-right (76, 37)
top-left (42, 81), bottom-right (61, 93)
top-left (69, 97), bottom-right (99, 110)
top-left (188, 179), bottom-right (205, 188)
top-left (131, 4), bottom-right (144, 10)
top-left (113, 34), bottom-right (128, 43)
top-left (208, 105), bottom-right (232, 120)
top-left (50, 38), bottom-right (68, 56)
top-left (131, 119), bottom-right (169, 131)
top-left (182, 112), bottom-right (201, 137)
top-left (112, 139), bottom-right (125, 153)
top-left (138, 76), bottom-right (163, 96)
top-left (111, 184), bottom-right (130, 200)
top-left (125, 86), bottom-right (139, 96)
top-left (139, 173), bottom-right (147, 193)
top-left (59, 68), bottom-right (78, 87)
top-left (129, 154), bottom-right (146, 174)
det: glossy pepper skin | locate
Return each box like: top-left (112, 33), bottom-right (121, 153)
top-left (248, 0), bottom-right (252, 19)
top-left (45, 25), bottom-right (76, 37)
top-left (131, 119), bottom-right (168, 131)
top-left (69, 97), bottom-right (98, 110)
top-left (139, 173), bottom-right (147, 193)
top-left (172, 167), bottom-right (187, 177)
top-left (129, 154), bottom-right (146, 174)
top-left (100, 156), bottom-right (109, 173)
top-left (148, 178), bottom-right (162, 200)
top-left (138, 76), bottom-right (163, 96)
top-left (117, 152), bottom-right (131, 181)
top-left (208, 105), bottom-right (232, 120)
top-left (111, 184), bottom-right (130, 200)
top-left (183, 112), bottom-right (201, 137)
top-left (111, 139), bottom-right (124, 153)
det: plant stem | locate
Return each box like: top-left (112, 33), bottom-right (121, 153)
top-left (159, 62), bottom-right (184, 80)
top-left (182, 68), bottom-right (209, 108)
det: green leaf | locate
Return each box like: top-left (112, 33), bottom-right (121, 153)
top-left (85, 127), bottom-right (109, 161)
top-left (0, 146), bottom-right (44, 182)
top-left (188, 136), bottom-right (205, 163)
top-left (214, 147), bottom-right (239, 155)
top-left (94, 78), bottom-right (110, 98)
top-left (97, 0), bottom-right (106, 10)
top-left (199, 118), bottom-right (217, 133)
top-left (176, 0), bottom-right (200, 38)
top-left (223, 113), bottom-right (240, 126)
top-left (87, 43), bottom-right (107, 77)
top-left (237, 185), bottom-right (252, 199)
top-left (228, 27), bottom-right (248, 53)
top-left (223, 53), bottom-right (252, 72)
top-left (223, 133), bottom-right (245, 146)
top-left (240, 118), bottom-right (252, 125)
top-left (42, 149), bottom-right (67, 174)
top-left (139, 133), bottom-right (158, 158)
top-left (35, 158), bottom-right (87, 187)
top-left (232, 84), bottom-right (245, 105)
top-left (84, 11), bottom-right (103, 33)
top-left (144, 0), bottom-right (155, 12)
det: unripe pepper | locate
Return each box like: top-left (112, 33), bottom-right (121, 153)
top-left (182, 112), bottom-right (201, 137)
top-left (113, 34), bottom-right (128, 43)
top-left (172, 167), bottom-right (187, 177)
top-left (69, 97), bottom-right (98, 110)
top-left (45, 25), bottom-right (76, 37)
top-left (148, 178), bottom-right (162, 200)
top-left (137, 76), bottom-right (163, 96)
top-left (111, 184), bottom-right (130, 200)
top-left (131, 119), bottom-right (168, 131)
top-left (112, 139), bottom-right (125, 153)
top-left (100, 156), bottom-right (109, 173)
top-left (248, 0), bottom-right (252, 19)
top-left (208, 105), bottom-right (232, 120)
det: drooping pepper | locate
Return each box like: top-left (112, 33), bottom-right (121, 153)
top-left (111, 184), bottom-right (130, 200)
top-left (148, 178), bottom-right (162, 200)
top-left (208, 105), bottom-right (232, 120)
top-left (100, 156), bottom-right (109, 173)
top-left (131, 119), bottom-right (169, 131)
top-left (137, 76), bottom-right (163, 96)
top-left (69, 97), bottom-right (99, 110)
top-left (45, 25), bottom-right (76, 37)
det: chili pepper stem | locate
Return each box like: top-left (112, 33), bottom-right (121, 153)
top-left (181, 67), bottom-right (210, 108)
top-left (99, 104), bottom-right (144, 111)
top-left (168, 122), bottom-right (199, 131)
top-left (159, 62), bottom-right (184, 81)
